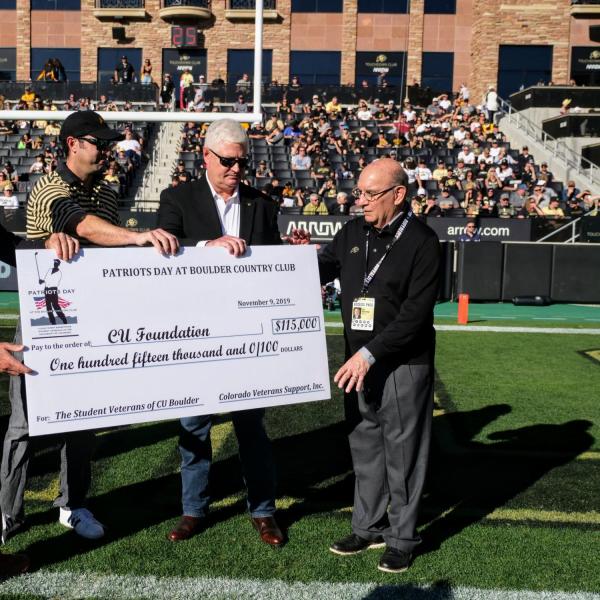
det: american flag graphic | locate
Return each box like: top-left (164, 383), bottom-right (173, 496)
top-left (33, 296), bottom-right (71, 309)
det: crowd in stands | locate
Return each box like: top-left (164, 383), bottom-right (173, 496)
top-left (172, 79), bottom-right (600, 220)
top-left (0, 86), bottom-right (150, 209)
top-left (1, 69), bottom-right (598, 222)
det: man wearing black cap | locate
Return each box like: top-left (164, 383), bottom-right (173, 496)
top-left (1, 111), bottom-right (178, 544)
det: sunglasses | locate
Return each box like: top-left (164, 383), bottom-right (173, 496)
top-left (77, 137), bottom-right (114, 151)
top-left (209, 149), bottom-right (248, 169)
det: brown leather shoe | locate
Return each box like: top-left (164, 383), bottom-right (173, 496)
top-left (168, 516), bottom-right (203, 542)
top-left (251, 516), bottom-right (284, 547)
top-left (0, 552), bottom-right (29, 577)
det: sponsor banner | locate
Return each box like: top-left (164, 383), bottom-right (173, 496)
top-left (426, 218), bottom-right (532, 242)
top-left (355, 51), bottom-right (406, 86)
top-left (16, 245), bottom-right (330, 435)
top-left (278, 215), bottom-right (352, 243)
top-left (279, 215), bottom-right (532, 243)
top-left (571, 46), bottom-right (600, 74)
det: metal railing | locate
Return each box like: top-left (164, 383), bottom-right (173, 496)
top-left (537, 216), bottom-right (582, 243)
top-left (499, 96), bottom-right (600, 189)
top-left (229, 0), bottom-right (275, 7)
top-left (97, 0), bottom-right (144, 7)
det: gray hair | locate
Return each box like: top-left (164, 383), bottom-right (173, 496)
top-left (309, 193), bottom-right (320, 202)
top-left (204, 119), bottom-right (248, 152)
top-left (337, 191), bottom-right (348, 200)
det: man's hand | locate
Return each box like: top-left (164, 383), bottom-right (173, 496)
top-left (44, 232), bottom-right (80, 261)
top-left (284, 228), bottom-right (311, 245)
top-left (135, 229), bottom-right (179, 255)
top-left (206, 235), bottom-right (247, 257)
top-left (334, 351), bottom-right (371, 393)
top-left (0, 343), bottom-right (32, 376)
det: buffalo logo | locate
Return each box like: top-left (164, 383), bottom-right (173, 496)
top-left (376, 54), bottom-right (388, 64)
top-left (126, 218), bottom-right (138, 228)
top-left (350, 246), bottom-right (360, 254)
top-left (590, 50), bottom-right (600, 60)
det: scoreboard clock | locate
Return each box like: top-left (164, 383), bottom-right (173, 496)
top-left (171, 26), bottom-right (199, 48)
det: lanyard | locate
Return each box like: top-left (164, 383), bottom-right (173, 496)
top-left (361, 211), bottom-right (412, 294)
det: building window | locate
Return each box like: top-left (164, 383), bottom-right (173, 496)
top-left (355, 51), bottom-right (407, 88)
top-left (97, 48), bottom-right (142, 84)
top-left (31, 0), bottom-right (81, 9)
top-left (424, 0), bottom-right (455, 14)
top-left (31, 48), bottom-right (80, 81)
top-left (291, 0), bottom-right (342, 12)
top-left (227, 49), bottom-right (272, 86)
top-left (421, 51), bottom-right (453, 94)
top-left (357, 0), bottom-right (408, 13)
top-left (497, 45), bottom-right (552, 98)
top-left (290, 51), bottom-right (341, 85)
top-left (0, 48), bottom-right (16, 81)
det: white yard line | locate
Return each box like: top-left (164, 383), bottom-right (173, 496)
top-left (0, 572), bottom-right (597, 600)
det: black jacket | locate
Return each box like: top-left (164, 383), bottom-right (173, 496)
top-left (318, 211), bottom-right (440, 367)
top-left (157, 175), bottom-right (282, 246)
top-left (0, 224), bottom-right (29, 268)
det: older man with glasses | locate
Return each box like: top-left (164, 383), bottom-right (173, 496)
top-left (317, 158), bottom-right (441, 573)
top-left (158, 119), bottom-right (295, 547)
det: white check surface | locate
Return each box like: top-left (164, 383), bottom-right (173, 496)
top-left (16, 245), bottom-right (330, 435)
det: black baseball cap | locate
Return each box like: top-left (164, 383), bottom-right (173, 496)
top-left (60, 111), bottom-right (124, 142)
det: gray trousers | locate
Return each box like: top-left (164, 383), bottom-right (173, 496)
top-left (0, 323), bottom-right (95, 522)
top-left (345, 363), bottom-right (433, 554)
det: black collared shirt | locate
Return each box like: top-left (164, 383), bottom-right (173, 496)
top-left (26, 163), bottom-right (119, 239)
top-left (318, 211), bottom-right (440, 366)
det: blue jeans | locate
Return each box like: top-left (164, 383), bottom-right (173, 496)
top-left (179, 408), bottom-right (276, 519)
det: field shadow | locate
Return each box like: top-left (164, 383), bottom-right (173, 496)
top-left (419, 373), bottom-right (594, 554)
top-left (362, 580), bottom-right (453, 599)
top-left (18, 417), bottom-right (353, 569)
top-left (8, 366), bottom-right (595, 569)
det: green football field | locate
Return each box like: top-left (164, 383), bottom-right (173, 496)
top-left (0, 302), bottom-right (598, 599)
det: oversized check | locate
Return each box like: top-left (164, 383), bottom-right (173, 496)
top-left (15, 245), bottom-right (330, 436)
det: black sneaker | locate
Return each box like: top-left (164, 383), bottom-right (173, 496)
top-left (377, 546), bottom-right (412, 573)
top-left (329, 533), bottom-right (385, 555)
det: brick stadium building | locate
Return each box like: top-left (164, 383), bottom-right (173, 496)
top-left (1, 0), bottom-right (599, 101)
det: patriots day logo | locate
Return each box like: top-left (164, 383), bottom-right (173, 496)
top-left (30, 252), bottom-right (78, 327)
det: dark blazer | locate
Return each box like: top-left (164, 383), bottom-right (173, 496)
top-left (158, 176), bottom-right (282, 246)
top-left (0, 224), bottom-right (28, 268)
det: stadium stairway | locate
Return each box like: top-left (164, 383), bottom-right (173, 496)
top-left (498, 111), bottom-right (600, 193)
top-left (133, 121), bottom-right (183, 211)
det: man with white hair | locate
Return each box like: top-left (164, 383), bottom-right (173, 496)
top-left (158, 119), bottom-right (285, 547)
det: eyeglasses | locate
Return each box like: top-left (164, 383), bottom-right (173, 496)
top-left (77, 137), bottom-right (114, 152)
top-left (351, 185), bottom-right (398, 202)
top-left (209, 149), bottom-right (248, 169)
